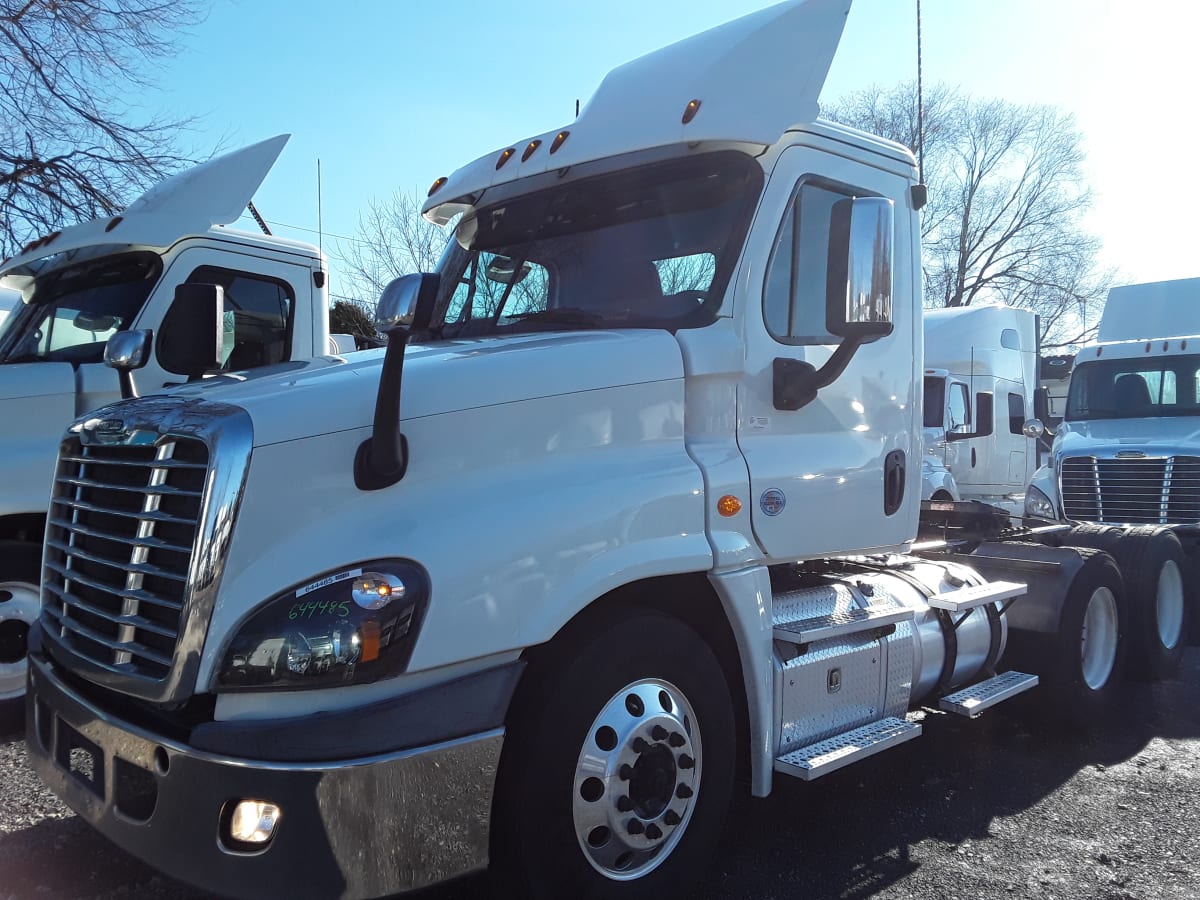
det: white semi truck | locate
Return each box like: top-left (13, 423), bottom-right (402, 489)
top-left (0, 136), bottom-right (349, 707)
top-left (921, 304), bottom-right (1042, 510)
top-left (20, 3), bottom-right (1185, 898)
top-left (1026, 276), bottom-right (1200, 669)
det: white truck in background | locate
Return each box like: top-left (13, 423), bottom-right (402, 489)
top-left (921, 304), bottom-right (1042, 512)
top-left (0, 136), bottom-right (351, 707)
top-left (1026, 276), bottom-right (1200, 670)
top-left (20, 3), bottom-right (1193, 898)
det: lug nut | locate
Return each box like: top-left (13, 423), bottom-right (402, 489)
top-left (627, 819), bottom-right (645, 835)
top-left (664, 810), bottom-right (681, 826)
top-left (676, 784), bottom-right (693, 799)
top-left (651, 725), bottom-right (668, 741)
top-left (632, 737), bottom-right (649, 753)
top-left (678, 753), bottom-right (695, 770)
top-left (616, 796), bottom-right (634, 812)
top-left (619, 764), bottom-right (634, 781)
top-left (668, 731), bottom-right (685, 747)
top-left (645, 823), bottom-right (663, 840)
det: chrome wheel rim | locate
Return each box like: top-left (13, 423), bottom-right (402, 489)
top-left (1156, 560), bottom-right (1184, 651)
top-left (0, 579), bottom-right (40, 701)
top-left (1080, 586), bottom-right (1118, 691)
top-left (572, 678), bottom-right (701, 881)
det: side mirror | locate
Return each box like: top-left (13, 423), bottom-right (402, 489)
top-left (1022, 418), bottom-right (1046, 439)
top-left (157, 283), bottom-right (226, 381)
top-left (104, 329), bottom-right (152, 399)
top-left (1033, 386), bottom-right (1051, 423)
top-left (375, 273), bottom-right (439, 334)
top-left (356, 273), bottom-right (442, 491)
top-left (773, 196), bottom-right (896, 412)
top-left (946, 392), bottom-right (995, 442)
top-left (826, 196), bottom-right (895, 341)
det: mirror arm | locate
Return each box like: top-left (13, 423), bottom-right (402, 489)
top-left (773, 337), bottom-right (862, 411)
top-left (117, 370), bottom-right (138, 400)
top-left (354, 327), bottom-right (411, 491)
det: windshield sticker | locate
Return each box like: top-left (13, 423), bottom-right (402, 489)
top-left (760, 488), bottom-right (786, 517)
top-left (296, 568), bottom-right (362, 599)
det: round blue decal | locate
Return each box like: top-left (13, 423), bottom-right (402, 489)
top-left (760, 488), bottom-right (786, 517)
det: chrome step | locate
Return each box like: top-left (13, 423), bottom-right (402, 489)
top-left (927, 580), bottom-right (1026, 613)
top-left (938, 671), bottom-right (1039, 718)
top-left (773, 605), bottom-right (911, 645)
top-left (774, 717), bottom-right (922, 781)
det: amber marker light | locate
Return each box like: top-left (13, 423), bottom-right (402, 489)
top-left (427, 176), bottom-right (448, 197)
top-left (522, 139), bottom-right (542, 162)
top-left (682, 99), bottom-right (702, 124)
top-left (550, 131), bottom-right (570, 153)
top-left (496, 148), bottom-right (516, 170)
top-left (717, 495), bottom-right (742, 517)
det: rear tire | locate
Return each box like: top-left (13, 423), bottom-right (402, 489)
top-left (1065, 526), bottom-right (1188, 680)
top-left (490, 609), bottom-right (734, 900)
top-left (1035, 552), bottom-right (1126, 728)
top-left (0, 540), bottom-right (41, 713)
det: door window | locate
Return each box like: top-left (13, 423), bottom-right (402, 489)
top-left (1008, 392), bottom-right (1025, 434)
top-left (185, 266), bottom-right (294, 370)
top-left (763, 180), bottom-right (859, 344)
top-left (947, 382), bottom-right (971, 431)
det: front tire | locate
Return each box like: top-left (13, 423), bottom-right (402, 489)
top-left (491, 609), bottom-right (735, 899)
top-left (0, 540), bottom-right (41, 710)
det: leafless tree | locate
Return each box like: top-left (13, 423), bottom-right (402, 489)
top-left (824, 83), bottom-right (1112, 346)
top-left (0, 0), bottom-right (209, 259)
top-left (333, 189), bottom-right (451, 311)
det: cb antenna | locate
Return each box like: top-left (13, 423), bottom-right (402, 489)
top-left (911, 0), bottom-right (928, 210)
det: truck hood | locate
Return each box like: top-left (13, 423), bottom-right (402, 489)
top-left (1055, 417), bottom-right (1200, 459)
top-left (424, 0), bottom-right (850, 223)
top-left (160, 331), bottom-right (686, 447)
top-left (0, 135), bottom-right (289, 279)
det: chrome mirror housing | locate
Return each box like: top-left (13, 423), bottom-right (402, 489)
top-left (375, 273), bottom-right (439, 333)
top-left (1022, 418), bottom-right (1046, 439)
top-left (104, 329), bottom-right (152, 371)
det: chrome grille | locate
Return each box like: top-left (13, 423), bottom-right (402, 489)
top-left (42, 437), bottom-right (209, 682)
top-left (1060, 455), bottom-right (1200, 524)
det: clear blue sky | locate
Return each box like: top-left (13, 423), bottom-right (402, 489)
top-left (150, 0), bottom-right (1195, 292)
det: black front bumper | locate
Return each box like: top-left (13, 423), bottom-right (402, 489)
top-left (25, 652), bottom-right (505, 899)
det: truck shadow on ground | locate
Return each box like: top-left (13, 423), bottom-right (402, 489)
top-left (1, 651), bottom-right (1197, 900)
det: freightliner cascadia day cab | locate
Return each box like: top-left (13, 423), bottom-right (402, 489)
top-left (1026, 277), bottom-right (1200, 668)
top-left (921, 304), bottom-right (1043, 510)
top-left (22, 2), bottom-right (1186, 897)
top-left (0, 136), bottom-right (349, 708)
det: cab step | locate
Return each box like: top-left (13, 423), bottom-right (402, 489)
top-left (927, 580), bottom-right (1026, 613)
top-left (773, 605), bottom-right (912, 645)
top-left (774, 716), bottom-right (922, 781)
top-left (938, 670), bottom-right (1039, 718)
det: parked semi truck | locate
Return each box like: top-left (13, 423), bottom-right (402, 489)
top-left (21, 3), bottom-right (1184, 898)
top-left (1026, 276), bottom-right (1200, 666)
top-left (921, 304), bottom-right (1042, 510)
top-left (0, 136), bottom-right (350, 707)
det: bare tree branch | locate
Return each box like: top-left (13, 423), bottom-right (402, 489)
top-left (824, 83), bottom-right (1112, 347)
top-left (0, 0), bottom-right (209, 258)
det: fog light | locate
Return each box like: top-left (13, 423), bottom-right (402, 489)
top-left (229, 800), bottom-right (281, 844)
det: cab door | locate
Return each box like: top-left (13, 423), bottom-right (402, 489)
top-left (76, 245), bottom-right (311, 411)
top-left (735, 146), bottom-right (919, 561)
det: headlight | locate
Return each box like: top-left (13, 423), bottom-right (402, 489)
top-left (214, 560), bottom-right (429, 691)
top-left (1024, 485), bottom-right (1056, 520)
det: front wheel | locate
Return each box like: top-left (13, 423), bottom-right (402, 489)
top-left (491, 609), bottom-right (735, 899)
top-left (0, 541), bottom-right (41, 708)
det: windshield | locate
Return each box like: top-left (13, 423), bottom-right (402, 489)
top-left (1066, 354), bottom-right (1200, 420)
top-left (432, 151), bottom-right (763, 337)
top-left (0, 251), bottom-right (162, 365)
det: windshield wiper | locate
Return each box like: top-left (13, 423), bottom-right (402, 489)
top-left (506, 307), bottom-right (606, 326)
